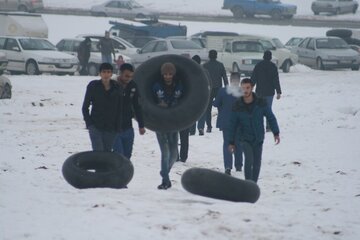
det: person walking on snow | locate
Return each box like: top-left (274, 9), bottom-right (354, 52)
top-left (228, 78), bottom-right (280, 183)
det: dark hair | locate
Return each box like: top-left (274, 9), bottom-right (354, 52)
top-left (241, 78), bottom-right (253, 85)
top-left (263, 50), bottom-right (272, 60)
top-left (209, 49), bottom-right (217, 59)
top-left (99, 62), bottom-right (113, 72)
top-left (120, 63), bottom-right (134, 72)
top-left (192, 55), bottom-right (201, 64)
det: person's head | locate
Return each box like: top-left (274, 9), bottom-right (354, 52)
top-left (192, 55), bottom-right (201, 64)
top-left (230, 72), bottom-right (241, 86)
top-left (105, 31), bottom-right (110, 38)
top-left (240, 78), bottom-right (254, 98)
top-left (161, 62), bottom-right (176, 86)
top-left (118, 63), bottom-right (134, 85)
top-left (208, 49), bottom-right (217, 60)
top-left (84, 37), bottom-right (91, 43)
top-left (99, 63), bottom-right (113, 81)
top-left (263, 50), bottom-right (272, 61)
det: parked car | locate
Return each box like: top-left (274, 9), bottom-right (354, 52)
top-left (121, 36), bottom-right (161, 48)
top-left (292, 37), bottom-right (359, 70)
top-left (0, 52), bottom-right (8, 75)
top-left (90, 0), bottom-right (159, 21)
top-left (77, 34), bottom-right (138, 56)
top-left (191, 31), bottom-right (240, 48)
top-left (0, 75), bottom-right (12, 99)
top-left (56, 38), bottom-right (131, 76)
top-left (311, 0), bottom-right (358, 15)
top-left (0, 0), bottom-right (44, 12)
top-left (130, 39), bottom-right (208, 68)
top-left (0, 36), bottom-right (78, 75)
top-left (285, 37), bottom-right (304, 49)
top-left (222, 0), bottom-right (297, 19)
top-left (237, 34), bottom-right (298, 72)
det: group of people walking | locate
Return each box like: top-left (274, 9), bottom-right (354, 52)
top-left (82, 46), bottom-right (282, 190)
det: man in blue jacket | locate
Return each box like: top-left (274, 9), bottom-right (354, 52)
top-left (213, 72), bottom-right (243, 175)
top-left (228, 78), bottom-right (280, 183)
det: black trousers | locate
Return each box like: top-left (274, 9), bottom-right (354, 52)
top-left (179, 128), bottom-right (189, 161)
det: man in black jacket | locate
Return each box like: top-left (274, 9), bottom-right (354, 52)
top-left (77, 37), bottom-right (91, 75)
top-left (113, 63), bottom-right (145, 160)
top-left (82, 63), bottom-right (122, 151)
top-left (251, 50), bottom-right (282, 131)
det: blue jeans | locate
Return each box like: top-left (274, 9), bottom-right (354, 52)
top-left (88, 125), bottom-right (117, 152)
top-left (222, 129), bottom-right (243, 170)
top-left (101, 54), bottom-right (113, 64)
top-left (240, 141), bottom-right (263, 183)
top-left (203, 87), bottom-right (220, 130)
top-left (156, 132), bottom-right (179, 183)
top-left (113, 128), bottom-right (135, 160)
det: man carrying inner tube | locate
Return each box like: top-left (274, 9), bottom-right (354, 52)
top-left (153, 62), bottom-right (183, 190)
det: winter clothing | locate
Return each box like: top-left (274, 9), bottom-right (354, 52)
top-left (88, 125), bottom-right (117, 152)
top-left (97, 37), bottom-right (115, 63)
top-left (251, 59), bottom-right (281, 97)
top-left (77, 38), bottom-right (91, 75)
top-left (153, 80), bottom-right (183, 107)
top-left (113, 128), bottom-right (134, 159)
top-left (179, 128), bottom-right (189, 162)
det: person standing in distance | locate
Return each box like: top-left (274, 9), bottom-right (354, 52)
top-left (202, 49), bottom-right (228, 134)
top-left (251, 50), bottom-right (282, 131)
top-left (77, 37), bottom-right (91, 75)
top-left (113, 63), bottom-right (145, 160)
top-left (97, 31), bottom-right (116, 64)
top-left (228, 78), bottom-right (280, 183)
top-left (82, 63), bottom-right (122, 151)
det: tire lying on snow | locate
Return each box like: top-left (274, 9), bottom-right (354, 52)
top-left (181, 168), bottom-right (260, 203)
top-left (62, 151), bottom-right (134, 189)
top-left (133, 54), bottom-right (211, 132)
top-left (326, 29), bottom-right (353, 39)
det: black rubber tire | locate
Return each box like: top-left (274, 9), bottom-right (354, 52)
top-left (133, 54), bottom-right (211, 132)
top-left (18, 5), bottom-right (28, 12)
top-left (282, 59), bottom-right (291, 73)
top-left (62, 151), bottom-right (134, 189)
top-left (351, 65), bottom-right (359, 71)
top-left (326, 29), bottom-right (353, 38)
top-left (231, 6), bottom-right (244, 18)
top-left (1, 84), bottom-right (12, 99)
top-left (344, 37), bottom-right (360, 46)
top-left (181, 168), bottom-right (261, 203)
top-left (26, 60), bottom-right (39, 75)
top-left (271, 9), bottom-right (282, 20)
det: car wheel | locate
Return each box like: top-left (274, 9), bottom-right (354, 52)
top-left (353, 6), bottom-right (358, 14)
top-left (316, 57), bottom-right (324, 70)
top-left (232, 63), bottom-right (240, 73)
top-left (282, 60), bottom-right (291, 73)
top-left (1, 84), bottom-right (11, 99)
top-left (231, 6), bottom-right (244, 18)
top-left (284, 15), bottom-right (293, 19)
top-left (271, 9), bottom-right (282, 20)
top-left (88, 63), bottom-right (98, 76)
top-left (99, 12), bottom-right (107, 17)
top-left (136, 13), bottom-right (146, 19)
top-left (245, 13), bottom-right (254, 18)
top-left (17, 5), bottom-right (28, 12)
top-left (26, 60), bottom-right (39, 75)
top-left (334, 8), bottom-right (340, 15)
top-left (314, 11), bottom-right (319, 15)
top-left (351, 65), bottom-right (359, 71)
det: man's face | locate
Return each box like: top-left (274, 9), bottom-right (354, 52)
top-left (119, 70), bottom-right (133, 85)
top-left (163, 72), bottom-right (174, 86)
top-left (241, 83), bottom-right (253, 97)
top-left (100, 69), bottom-right (113, 81)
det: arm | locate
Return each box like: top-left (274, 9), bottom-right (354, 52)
top-left (221, 63), bottom-right (229, 86)
top-left (264, 105), bottom-right (280, 144)
top-left (213, 88), bottom-right (223, 108)
top-left (251, 65), bottom-right (258, 87)
top-left (132, 86), bottom-right (146, 135)
top-left (227, 110), bottom-right (239, 152)
top-left (81, 83), bottom-right (93, 128)
top-left (273, 65), bottom-right (282, 98)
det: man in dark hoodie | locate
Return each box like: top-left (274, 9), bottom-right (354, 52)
top-left (77, 37), bottom-right (91, 75)
top-left (202, 49), bottom-right (228, 134)
top-left (97, 31), bottom-right (116, 64)
top-left (82, 63), bottom-right (122, 151)
top-left (251, 50), bottom-right (282, 131)
top-left (228, 78), bottom-right (280, 183)
top-left (113, 63), bottom-right (145, 160)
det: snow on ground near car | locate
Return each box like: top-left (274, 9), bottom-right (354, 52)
top-left (1, 65), bottom-right (360, 240)
top-left (43, 0), bottom-right (360, 20)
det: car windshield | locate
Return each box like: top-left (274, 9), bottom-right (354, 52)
top-left (272, 38), bottom-right (285, 48)
top-left (286, 38), bottom-right (303, 46)
top-left (129, 0), bottom-right (142, 8)
top-left (316, 38), bottom-right (349, 49)
top-left (19, 38), bottom-right (56, 51)
top-left (113, 37), bottom-right (136, 48)
top-left (170, 40), bottom-right (203, 49)
top-left (232, 41), bottom-right (264, 53)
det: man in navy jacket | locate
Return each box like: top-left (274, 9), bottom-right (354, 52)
top-left (228, 78), bottom-right (280, 183)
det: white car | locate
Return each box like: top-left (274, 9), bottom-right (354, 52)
top-left (131, 39), bottom-right (208, 68)
top-left (0, 52), bottom-right (8, 75)
top-left (238, 34), bottom-right (298, 73)
top-left (77, 34), bottom-right (138, 57)
top-left (0, 36), bottom-right (78, 75)
top-left (311, 0), bottom-right (358, 15)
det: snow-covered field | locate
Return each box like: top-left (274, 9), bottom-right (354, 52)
top-left (1, 9), bottom-right (360, 240)
top-left (43, 0), bottom-right (360, 20)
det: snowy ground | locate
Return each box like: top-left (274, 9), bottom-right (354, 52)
top-left (43, 0), bottom-right (360, 20)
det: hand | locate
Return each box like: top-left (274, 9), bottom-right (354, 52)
top-left (276, 93), bottom-right (281, 100)
top-left (274, 135), bottom-right (280, 145)
top-left (139, 128), bottom-right (146, 135)
top-left (228, 144), bottom-right (235, 153)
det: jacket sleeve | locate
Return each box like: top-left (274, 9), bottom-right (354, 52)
top-left (264, 105), bottom-right (280, 136)
top-left (213, 88), bottom-right (223, 108)
top-left (228, 111), bottom-right (238, 145)
top-left (273, 65), bottom-right (282, 94)
top-left (221, 63), bottom-right (229, 86)
top-left (251, 65), bottom-right (258, 87)
top-left (82, 83), bottom-right (94, 128)
top-left (132, 86), bottom-right (145, 129)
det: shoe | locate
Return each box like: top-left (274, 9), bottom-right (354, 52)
top-left (198, 129), bottom-right (204, 136)
top-left (206, 128), bottom-right (212, 133)
top-left (225, 169), bottom-right (231, 175)
top-left (157, 180), bottom-right (172, 190)
top-left (235, 166), bottom-right (242, 172)
top-left (180, 158), bottom-right (187, 163)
